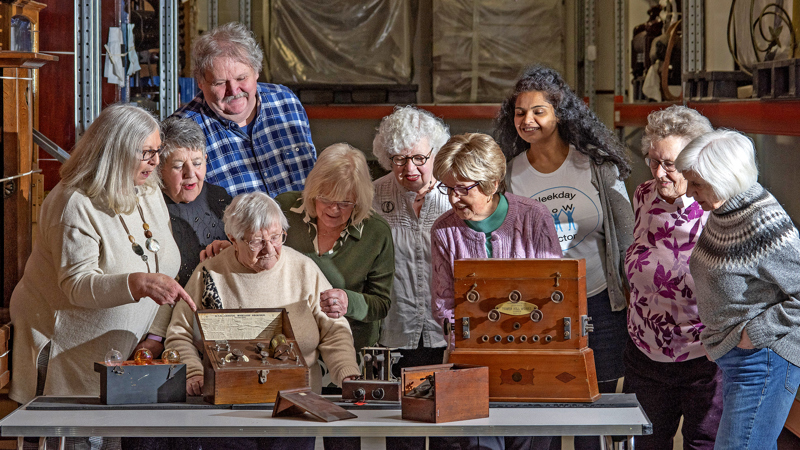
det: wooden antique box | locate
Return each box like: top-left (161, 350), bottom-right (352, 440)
top-left (196, 308), bottom-right (310, 405)
top-left (400, 363), bottom-right (489, 423)
top-left (448, 259), bottom-right (600, 402)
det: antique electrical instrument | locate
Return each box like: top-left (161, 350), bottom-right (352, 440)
top-left (196, 308), bottom-right (309, 405)
top-left (447, 259), bottom-right (600, 402)
top-left (342, 347), bottom-right (402, 401)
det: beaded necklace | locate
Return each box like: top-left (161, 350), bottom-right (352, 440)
top-left (118, 200), bottom-right (160, 273)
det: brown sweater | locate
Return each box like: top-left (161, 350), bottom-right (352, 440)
top-left (165, 246), bottom-right (360, 392)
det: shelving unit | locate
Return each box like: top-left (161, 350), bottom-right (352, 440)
top-left (614, 2), bottom-right (800, 137)
top-left (614, 99), bottom-right (800, 136)
top-left (305, 104), bottom-right (501, 120)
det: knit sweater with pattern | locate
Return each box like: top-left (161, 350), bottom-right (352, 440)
top-left (690, 183), bottom-right (800, 366)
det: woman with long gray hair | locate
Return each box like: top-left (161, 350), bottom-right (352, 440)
top-left (9, 104), bottom-right (195, 449)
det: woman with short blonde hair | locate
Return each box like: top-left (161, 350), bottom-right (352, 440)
top-left (276, 144), bottom-right (394, 355)
top-left (430, 132), bottom-right (560, 450)
top-left (433, 132), bottom-right (507, 195)
top-left (301, 143), bottom-right (374, 226)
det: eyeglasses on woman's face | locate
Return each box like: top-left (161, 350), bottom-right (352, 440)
top-left (390, 149), bottom-right (433, 167)
top-left (436, 181), bottom-right (481, 197)
top-left (644, 157), bottom-right (677, 173)
top-left (316, 196), bottom-right (356, 210)
top-left (246, 231), bottom-right (287, 252)
top-left (140, 147), bottom-right (163, 161)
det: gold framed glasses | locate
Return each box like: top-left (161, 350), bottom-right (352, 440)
top-left (246, 231), bottom-right (287, 252)
top-left (645, 157), bottom-right (677, 173)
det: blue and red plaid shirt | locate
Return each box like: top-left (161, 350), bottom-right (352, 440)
top-left (173, 83), bottom-right (316, 197)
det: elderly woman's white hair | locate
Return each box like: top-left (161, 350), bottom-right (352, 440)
top-left (160, 116), bottom-right (207, 161)
top-left (60, 103), bottom-right (160, 215)
top-left (302, 143), bottom-right (374, 225)
top-left (372, 106), bottom-right (450, 171)
top-left (224, 191), bottom-right (289, 240)
top-left (641, 105), bottom-right (713, 156)
top-left (675, 129), bottom-right (759, 201)
top-left (192, 22), bottom-right (263, 83)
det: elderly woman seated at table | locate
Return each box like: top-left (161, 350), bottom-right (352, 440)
top-left (675, 130), bottom-right (800, 450)
top-left (165, 191), bottom-right (360, 398)
top-left (623, 105), bottom-right (720, 450)
top-left (159, 116), bottom-right (232, 287)
top-left (430, 133), bottom-right (560, 450)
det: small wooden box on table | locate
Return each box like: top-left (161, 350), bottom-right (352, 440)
top-left (196, 308), bottom-right (309, 405)
top-left (448, 259), bottom-right (599, 402)
top-left (401, 363), bottom-right (489, 423)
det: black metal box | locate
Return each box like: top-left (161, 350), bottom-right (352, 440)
top-left (94, 362), bottom-right (187, 405)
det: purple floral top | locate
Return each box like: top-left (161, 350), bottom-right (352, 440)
top-left (625, 179), bottom-right (709, 362)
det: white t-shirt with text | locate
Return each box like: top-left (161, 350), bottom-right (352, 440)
top-left (509, 146), bottom-right (607, 296)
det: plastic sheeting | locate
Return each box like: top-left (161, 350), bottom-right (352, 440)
top-left (269, 0), bottom-right (413, 85)
top-left (731, 0), bottom-right (795, 72)
top-left (432, 0), bottom-right (565, 103)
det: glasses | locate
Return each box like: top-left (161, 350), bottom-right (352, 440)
top-left (390, 149), bottom-right (433, 167)
top-left (645, 157), bottom-right (677, 173)
top-left (246, 231), bottom-right (287, 252)
top-left (437, 181), bottom-right (481, 196)
top-left (316, 196), bottom-right (356, 210)
top-left (140, 147), bottom-right (163, 161)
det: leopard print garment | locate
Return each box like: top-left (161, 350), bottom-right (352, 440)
top-left (201, 267), bottom-right (223, 309)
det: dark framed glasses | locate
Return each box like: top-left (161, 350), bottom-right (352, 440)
top-left (390, 149), bottom-right (433, 167)
top-left (436, 181), bottom-right (481, 196)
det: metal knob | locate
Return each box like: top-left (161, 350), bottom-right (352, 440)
top-left (372, 388), bottom-right (385, 400)
top-left (550, 290), bottom-right (564, 303)
top-left (488, 309), bottom-right (501, 322)
top-left (508, 290), bottom-right (522, 303)
top-left (530, 310), bottom-right (544, 322)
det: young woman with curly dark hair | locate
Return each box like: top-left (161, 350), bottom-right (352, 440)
top-left (494, 64), bottom-right (634, 450)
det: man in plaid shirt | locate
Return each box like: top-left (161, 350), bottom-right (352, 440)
top-left (173, 22), bottom-right (316, 198)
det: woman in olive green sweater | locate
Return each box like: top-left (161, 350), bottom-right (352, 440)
top-left (275, 143), bottom-right (395, 354)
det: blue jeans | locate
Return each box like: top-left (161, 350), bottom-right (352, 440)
top-left (714, 346), bottom-right (800, 450)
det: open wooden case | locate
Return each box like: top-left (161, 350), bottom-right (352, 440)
top-left (196, 308), bottom-right (310, 405)
top-left (400, 363), bottom-right (489, 423)
top-left (448, 259), bottom-right (600, 402)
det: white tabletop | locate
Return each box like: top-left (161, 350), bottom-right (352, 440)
top-left (0, 394), bottom-right (652, 438)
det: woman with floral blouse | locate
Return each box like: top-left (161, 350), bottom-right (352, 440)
top-left (623, 105), bottom-right (721, 450)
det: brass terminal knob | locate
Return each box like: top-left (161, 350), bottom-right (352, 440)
top-left (550, 290), bottom-right (564, 303)
top-left (488, 309), bottom-right (501, 322)
top-left (508, 290), bottom-right (522, 303)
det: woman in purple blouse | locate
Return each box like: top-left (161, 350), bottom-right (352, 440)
top-left (623, 105), bottom-right (721, 449)
top-left (430, 133), bottom-right (560, 450)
